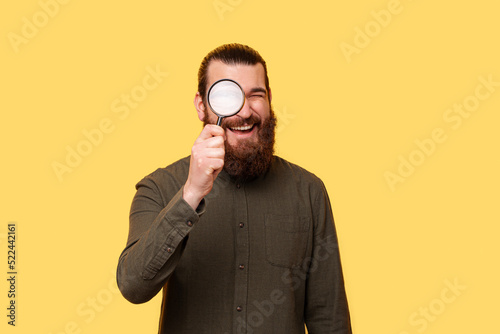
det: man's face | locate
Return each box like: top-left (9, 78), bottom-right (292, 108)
top-left (198, 60), bottom-right (271, 146)
top-left (195, 60), bottom-right (276, 181)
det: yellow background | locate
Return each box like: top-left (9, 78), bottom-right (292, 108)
top-left (1, 0), bottom-right (499, 333)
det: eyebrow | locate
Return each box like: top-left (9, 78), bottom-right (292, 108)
top-left (249, 87), bottom-right (267, 95)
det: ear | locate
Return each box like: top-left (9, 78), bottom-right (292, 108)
top-left (268, 87), bottom-right (272, 103)
top-left (194, 92), bottom-right (206, 122)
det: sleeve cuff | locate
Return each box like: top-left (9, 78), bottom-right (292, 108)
top-left (163, 186), bottom-right (206, 235)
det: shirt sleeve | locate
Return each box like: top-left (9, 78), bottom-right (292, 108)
top-left (304, 180), bottom-right (352, 333)
top-left (116, 175), bottom-right (205, 304)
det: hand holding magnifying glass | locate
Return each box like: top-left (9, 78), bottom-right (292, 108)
top-left (207, 79), bottom-right (245, 126)
top-left (183, 79), bottom-right (245, 209)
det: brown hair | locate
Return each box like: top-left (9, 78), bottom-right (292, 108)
top-left (197, 43), bottom-right (270, 101)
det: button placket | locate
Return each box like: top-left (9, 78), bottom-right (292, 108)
top-left (232, 182), bottom-right (249, 332)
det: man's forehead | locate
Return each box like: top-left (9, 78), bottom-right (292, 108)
top-left (206, 60), bottom-right (266, 90)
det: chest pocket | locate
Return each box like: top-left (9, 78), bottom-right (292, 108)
top-left (264, 214), bottom-right (311, 268)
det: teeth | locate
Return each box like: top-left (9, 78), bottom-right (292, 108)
top-left (231, 124), bottom-right (253, 131)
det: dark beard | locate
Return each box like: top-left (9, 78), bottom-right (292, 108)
top-left (203, 107), bottom-right (277, 182)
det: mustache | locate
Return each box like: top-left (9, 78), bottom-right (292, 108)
top-left (221, 114), bottom-right (261, 129)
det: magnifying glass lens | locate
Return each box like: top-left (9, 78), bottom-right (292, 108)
top-left (207, 79), bottom-right (245, 125)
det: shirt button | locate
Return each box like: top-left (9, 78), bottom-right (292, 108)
top-left (187, 221), bottom-right (193, 227)
top-left (239, 223), bottom-right (244, 228)
top-left (167, 248), bottom-right (172, 253)
top-left (236, 306), bottom-right (242, 312)
top-left (236, 183), bottom-right (241, 189)
top-left (239, 264), bottom-right (245, 270)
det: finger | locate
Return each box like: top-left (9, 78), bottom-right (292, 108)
top-left (191, 137), bottom-right (224, 159)
top-left (197, 124), bottom-right (225, 142)
top-left (192, 136), bottom-right (224, 153)
top-left (202, 157), bottom-right (224, 174)
top-left (201, 147), bottom-right (225, 160)
top-left (201, 135), bottom-right (225, 149)
top-left (191, 148), bottom-right (224, 168)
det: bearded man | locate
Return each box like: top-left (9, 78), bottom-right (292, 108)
top-left (117, 43), bottom-right (352, 334)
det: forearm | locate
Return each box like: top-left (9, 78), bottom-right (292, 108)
top-left (117, 185), bottom-right (205, 304)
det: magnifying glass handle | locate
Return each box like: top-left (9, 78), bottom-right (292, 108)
top-left (216, 117), bottom-right (222, 126)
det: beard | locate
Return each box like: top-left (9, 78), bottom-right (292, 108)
top-left (203, 106), bottom-right (277, 182)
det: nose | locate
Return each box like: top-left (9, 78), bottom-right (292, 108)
top-left (237, 97), bottom-right (252, 119)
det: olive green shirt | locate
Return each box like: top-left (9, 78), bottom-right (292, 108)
top-left (117, 156), bottom-right (351, 333)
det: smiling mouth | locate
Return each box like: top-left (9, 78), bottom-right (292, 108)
top-left (228, 123), bottom-right (256, 134)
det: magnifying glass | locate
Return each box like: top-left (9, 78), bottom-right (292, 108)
top-left (207, 79), bottom-right (245, 126)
